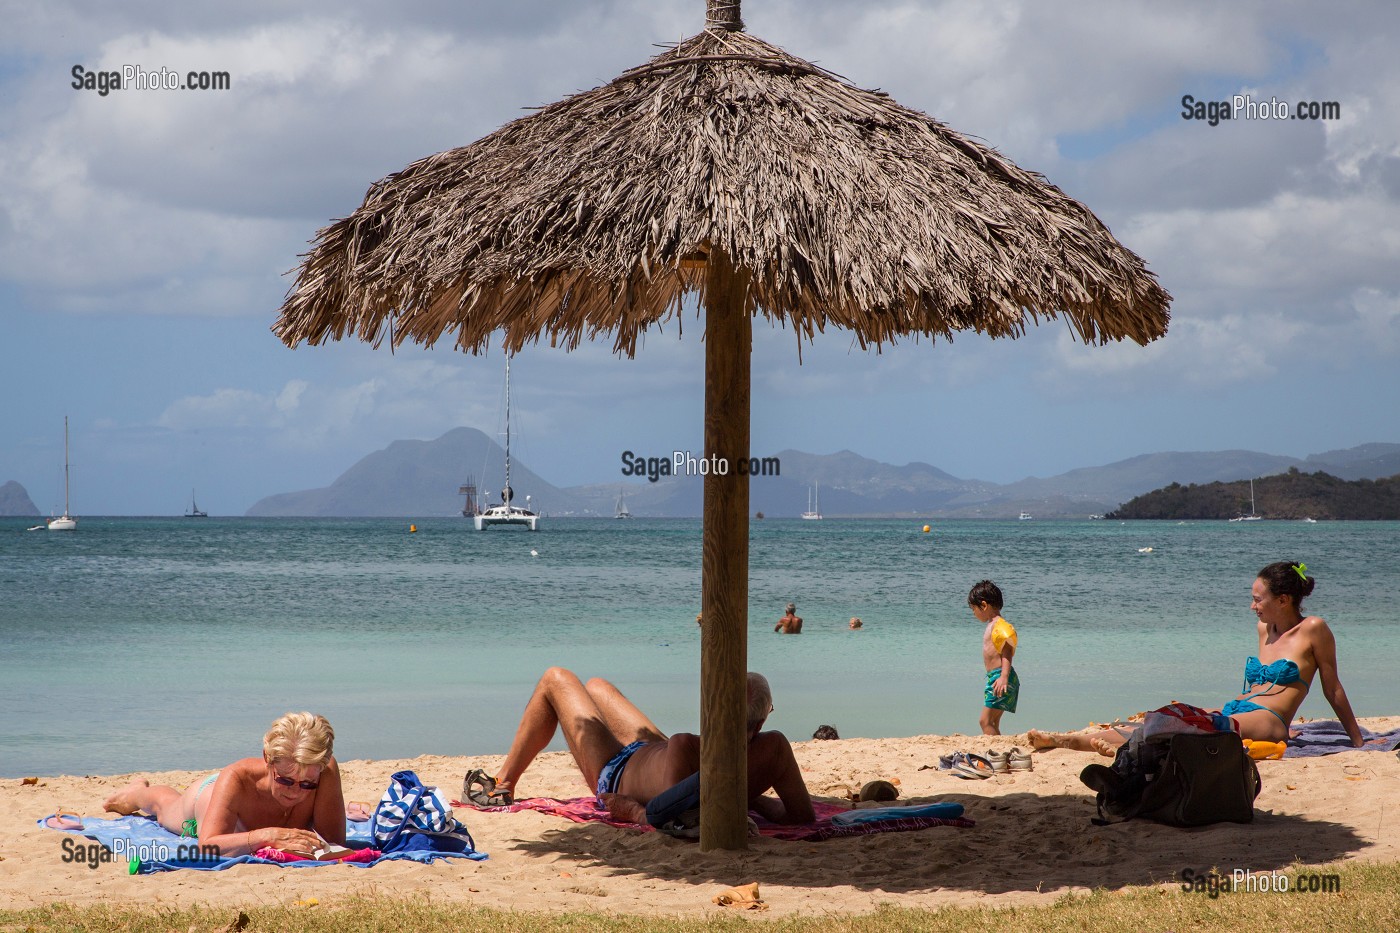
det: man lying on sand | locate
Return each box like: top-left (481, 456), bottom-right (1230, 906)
top-left (463, 667), bottom-right (815, 825)
top-left (102, 711), bottom-right (346, 857)
top-left (1027, 561), bottom-right (1363, 756)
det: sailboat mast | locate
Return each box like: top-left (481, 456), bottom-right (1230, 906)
top-left (504, 357), bottom-right (512, 502)
top-left (63, 416), bottom-right (71, 515)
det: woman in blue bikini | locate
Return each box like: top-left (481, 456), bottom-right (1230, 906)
top-left (1029, 561), bottom-right (1363, 755)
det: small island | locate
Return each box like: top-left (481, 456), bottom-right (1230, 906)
top-left (0, 480), bottom-right (40, 517)
top-left (1106, 468), bottom-right (1400, 520)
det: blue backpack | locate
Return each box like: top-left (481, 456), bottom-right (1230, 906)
top-left (645, 772), bottom-right (701, 836)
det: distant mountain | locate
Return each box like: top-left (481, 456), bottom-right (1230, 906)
top-left (974, 449), bottom-right (1307, 516)
top-left (0, 480), bottom-right (39, 517)
top-left (1303, 443), bottom-right (1400, 480)
top-left (245, 428), bottom-right (583, 517)
top-left (245, 432), bottom-right (1400, 519)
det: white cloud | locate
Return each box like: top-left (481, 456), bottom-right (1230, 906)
top-left (1347, 288), bottom-right (1400, 356)
top-left (156, 387), bottom-right (275, 429)
top-left (274, 379), bottom-right (307, 412)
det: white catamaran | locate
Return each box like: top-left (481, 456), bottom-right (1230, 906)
top-left (47, 417), bottom-right (77, 531)
top-left (474, 358), bottom-right (540, 531)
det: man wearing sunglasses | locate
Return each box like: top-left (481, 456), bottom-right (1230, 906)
top-left (103, 711), bottom-right (346, 857)
top-left (463, 668), bottom-right (814, 826)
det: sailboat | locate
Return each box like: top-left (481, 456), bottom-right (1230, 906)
top-left (185, 489), bottom-right (208, 518)
top-left (1229, 478), bottom-right (1263, 522)
top-left (801, 481), bottom-right (823, 520)
top-left (47, 417), bottom-right (77, 531)
top-left (615, 486), bottom-right (631, 519)
top-left (474, 357), bottom-right (540, 530)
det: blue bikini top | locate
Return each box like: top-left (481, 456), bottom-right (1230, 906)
top-left (1243, 656), bottom-right (1302, 694)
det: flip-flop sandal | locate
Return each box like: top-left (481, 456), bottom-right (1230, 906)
top-left (463, 769), bottom-right (514, 807)
top-left (345, 801), bottom-right (374, 822)
top-left (936, 752), bottom-right (964, 771)
top-left (45, 811), bottom-right (83, 830)
top-left (952, 754), bottom-right (996, 779)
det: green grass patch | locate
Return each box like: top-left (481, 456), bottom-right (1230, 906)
top-left (2, 861), bottom-right (1396, 932)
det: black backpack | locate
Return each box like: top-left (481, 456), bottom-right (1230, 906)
top-left (1080, 731), bottom-right (1261, 826)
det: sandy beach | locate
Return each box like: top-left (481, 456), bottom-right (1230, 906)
top-left (4, 720), bottom-right (1397, 919)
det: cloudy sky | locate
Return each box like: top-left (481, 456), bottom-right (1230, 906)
top-left (3, 0), bottom-right (1397, 515)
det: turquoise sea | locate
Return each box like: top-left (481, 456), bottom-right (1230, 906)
top-left (3, 517), bottom-right (1397, 777)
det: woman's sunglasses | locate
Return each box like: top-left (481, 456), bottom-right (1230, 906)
top-left (272, 773), bottom-right (320, 791)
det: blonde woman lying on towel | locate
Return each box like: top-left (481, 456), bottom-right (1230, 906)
top-left (103, 711), bottom-right (346, 856)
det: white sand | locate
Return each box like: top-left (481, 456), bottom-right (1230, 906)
top-left (4, 721), bottom-right (1398, 918)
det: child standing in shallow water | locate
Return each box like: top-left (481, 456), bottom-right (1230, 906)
top-left (968, 580), bottom-right (1020, 735)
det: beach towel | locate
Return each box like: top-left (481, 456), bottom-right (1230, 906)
top-left (39, 814), bottom-right (486, 873)
top-left (457, 797), bottom-right (973, 841)
top-left (1285, 721), bottom-right (1400, 758)
top-left (827, 802), bottom-right (965, 825)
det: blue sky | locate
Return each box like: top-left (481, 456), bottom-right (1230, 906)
top-left (3, 1), bottom-right (1398, 515)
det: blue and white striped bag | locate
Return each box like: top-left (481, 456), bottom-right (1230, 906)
top-left (371, 770), bottom-right (475, 853)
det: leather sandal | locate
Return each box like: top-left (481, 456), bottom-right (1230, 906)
top-left (462, 769), bottom-right (514, 807)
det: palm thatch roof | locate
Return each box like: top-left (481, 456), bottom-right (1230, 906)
top-left (274, 17), bottom-right (1169, 355)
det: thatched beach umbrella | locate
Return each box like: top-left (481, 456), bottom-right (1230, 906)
top-left (274, 0), bottom-right (1170, 849)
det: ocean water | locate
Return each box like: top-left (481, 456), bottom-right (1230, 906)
top-left (3, 516), bottom-right (1396, 777)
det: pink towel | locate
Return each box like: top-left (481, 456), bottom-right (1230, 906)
top-left (454, 798), bottom-right (973, 840)
top-left (456, 796), bottom-right (640, 830)
top-left (254, 847), bottom-right (381, 863)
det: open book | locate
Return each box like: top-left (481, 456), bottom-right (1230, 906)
top-left (310, 842), bottom-right (357, 861)
top-left (281, 836), bottom-right (357, 860)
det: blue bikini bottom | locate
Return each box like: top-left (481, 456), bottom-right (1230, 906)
top-left (596, 740), bottom-right (647, 801)
top-left (1221, 697), bottom-right (1289, 728)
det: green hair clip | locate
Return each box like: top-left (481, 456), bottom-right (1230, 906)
top-left (1292, 562), bottom-right (1308, 581)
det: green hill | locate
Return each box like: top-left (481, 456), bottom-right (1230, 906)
top-left (1106, 468), bottom-right (1400, 520)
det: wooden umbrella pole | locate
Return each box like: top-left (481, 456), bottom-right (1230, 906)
top-left (705, 0), bottom-right (744, 32)
top-left (699, 247), bottom-right (752, 851)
